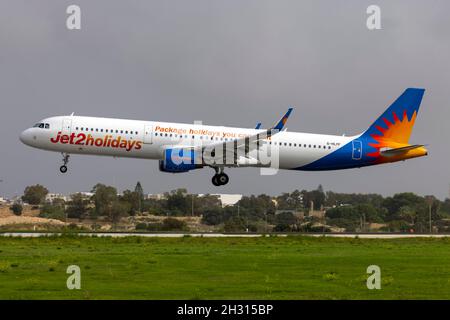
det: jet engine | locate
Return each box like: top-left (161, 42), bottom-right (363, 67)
top-left (158, 147), bottom-right (203, 173)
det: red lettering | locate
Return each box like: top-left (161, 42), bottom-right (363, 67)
top-left (95, 138), bottom-right (103, 147)
top-left (107, 135), bottom-right (112, 147)
top-left (75, 133), bottom-right (86, 145)
top-left (50, 132), bottom-right (61, 143)
top-left (119, 140), bottom-right (127, 149)
top-left (112, 137), bottom-right (121, 148)
top-left (135, 141), bottom-right (142, 150)
top-left (126, 140), bottom-right (136, 151)
top-left (69, 133), bottom-right (76, 144)
top-left (52, 132), bottom-right (143, 152)
top-left (60, 135), bottom-right (70, 144)
top-left (86, 134), bottom-right (94, 146)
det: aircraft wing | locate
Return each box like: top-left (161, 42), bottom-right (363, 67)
top-left (199, 107), bottom-right (294, 164)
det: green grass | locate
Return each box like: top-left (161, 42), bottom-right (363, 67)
top-left (1, 235), bottom-right (450, 299)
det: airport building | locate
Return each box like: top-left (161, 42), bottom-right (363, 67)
top-left (213, 194), bottom-right (243, 207)
top-left (78, 192), bottom-right (94, 199)
top-left (145, 193), bottom-right (166, 200)
top-left (45, 193), bottom-right (69, 203)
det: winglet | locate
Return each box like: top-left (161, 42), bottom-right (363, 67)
top-left (255, 122), bottom-right (262, 129)
top-left (273, 107), bottom-right (293, 131)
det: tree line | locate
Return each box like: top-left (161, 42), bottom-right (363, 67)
top-left (9, 183), bottom-right (450, 233)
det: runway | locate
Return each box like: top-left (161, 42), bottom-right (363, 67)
top-left (0, 232), bottom-right (449, 238)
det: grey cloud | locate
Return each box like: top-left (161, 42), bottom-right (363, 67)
top-left (0, 0), bottom-right (449, 199)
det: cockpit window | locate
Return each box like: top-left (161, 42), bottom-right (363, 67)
top-left (33, 123), bottom-right (50, 129)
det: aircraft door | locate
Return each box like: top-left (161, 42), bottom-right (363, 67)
top-left (62, 118), bottom-right (72, 135)
top-left (352, 140), bottom-right (362, 160)
top-left (143, 125), bottom-right (153, 144)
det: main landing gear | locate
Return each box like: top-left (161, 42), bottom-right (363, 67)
top-left (212, 167), bottom-right (229, 186)
top-left (60, 153), bottom-right (70, 173)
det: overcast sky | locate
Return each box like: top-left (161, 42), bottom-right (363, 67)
top-left (1, 0), bottom-right (449, 199)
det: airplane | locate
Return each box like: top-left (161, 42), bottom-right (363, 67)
top-left (19, 88), bottom-right (427, 186)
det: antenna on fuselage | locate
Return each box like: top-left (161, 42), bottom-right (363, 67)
top-left (70, 112), bottom-right (74, 116)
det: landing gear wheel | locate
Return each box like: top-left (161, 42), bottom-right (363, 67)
top-left (212, 175), bottom-right (220, 186)
top-left (212, 173), bottom-right (229, 186)
top-left (60, 153), bottom-right (70, 173)
top-left (217, 173), bottom-right (229, 185)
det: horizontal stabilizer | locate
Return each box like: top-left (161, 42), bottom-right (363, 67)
top-left (380, 144), bottom-right (425, 156)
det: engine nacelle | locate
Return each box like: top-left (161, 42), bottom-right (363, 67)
top-left (159, 147), bottom-right (203, 173)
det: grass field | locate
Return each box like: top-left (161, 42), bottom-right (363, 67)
top-left (1, 235), bottom-right (450, 299)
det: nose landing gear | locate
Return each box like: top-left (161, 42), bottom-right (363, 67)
top-left (212, 167), bottom-right (229, 186)
top-left (60, 153), bottom-right (70, 173)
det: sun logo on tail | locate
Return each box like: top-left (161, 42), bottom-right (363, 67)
top-left (367, 109), bottom-right (417, 158)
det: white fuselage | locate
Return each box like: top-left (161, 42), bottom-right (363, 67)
top-left (19, 89), bottom-right (428, 186)
top-left (20, 115), bottom-right (354, 170)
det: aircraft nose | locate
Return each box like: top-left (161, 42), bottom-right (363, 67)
top-left (19, 129), bottom-right (33, 145)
